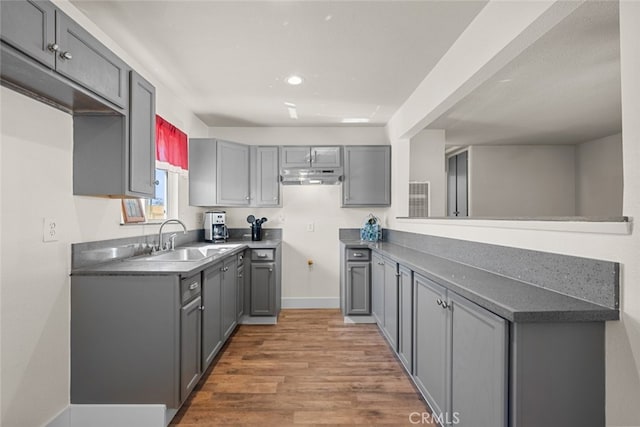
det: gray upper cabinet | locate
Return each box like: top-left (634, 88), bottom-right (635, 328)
top-left (73, 70), bottom-right (156, 198)
top-left (343, 146), bottom-right (391, 206)
top-left (55, 11), bottom-right (128, 109)
top-left (250, 146), bottom-right (280, 207)
top-left (128, 71), bottom-right (156, 196)
top-left (280, 146), bottom-right (341, 168)
top-left (0, 0), bottom-right (56, 68)
top-left (217, 140), bottom-right (250, 206)
top-left (189, 139), bottom-right (250, 207)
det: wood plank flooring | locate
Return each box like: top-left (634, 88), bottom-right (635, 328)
top-left (170, 309), bottom-right (433, 426)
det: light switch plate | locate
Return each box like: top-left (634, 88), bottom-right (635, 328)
top-left (306, 222), bottom-right (314, 232)
top-left (43, 217), bottom-right (58, 242)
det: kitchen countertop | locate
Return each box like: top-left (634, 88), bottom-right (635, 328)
top-left (72, 239), bottom-right (281, 276)
top-left (341, 239), bottom-right (618, 323)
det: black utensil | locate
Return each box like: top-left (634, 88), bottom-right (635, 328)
top-left (260, 217), bottom-right (268, 224)
top-left (247, 215), bottom-right (255, 224)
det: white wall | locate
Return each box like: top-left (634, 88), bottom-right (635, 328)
top-left (207, 127), bottom-right (389, 305)
top-left (468, 144), bottom-right (576, 217)
top-left (386, 2), bottom-right (640, 425)
top-left (409, 130), bottom-right (446, 216)
top-left (576, 133), bottom-right (623, 217)
top-left (0, 1), bottom-right (209, 425)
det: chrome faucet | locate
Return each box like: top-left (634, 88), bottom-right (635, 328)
top-left (158, 219), bottom-right (187, 251)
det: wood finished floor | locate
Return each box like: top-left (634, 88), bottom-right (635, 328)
top-left (170, 309), bottom-right (433, 426)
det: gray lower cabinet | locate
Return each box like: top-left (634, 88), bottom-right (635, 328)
top-left (371, 252), bottom-right (385, 326)
top-left (222, 257), bottom-right (238, 340)
top-left (71, 275), bottom-right (184, 408)
top-left (202, 263), bottom-right (223, 370)
top-left (250, 262), bottom-right (275, 315)
top-left (413, 272), bottom-right (507, 427)
top-left (343, 145), bottom-right (391, 206)
top-left (346, 262), bottom-right (370, 315)
top-left (397, 266), bottom-right (413, 373)
top-left (250, 146), bottom-right (280, 207)
top-left (237, 253), bottom-right (245, 318)
top-left (73, 70), bottom-right (156, 198)
top-left (180, 294), bottom-right (202, 402)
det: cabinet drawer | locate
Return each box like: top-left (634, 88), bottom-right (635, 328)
top-left (347, 248), bottom-right (370, 261)
top-left (180, 275), bottom-right (201, 304)
top-left (251, 249), bottom-right (274, 261)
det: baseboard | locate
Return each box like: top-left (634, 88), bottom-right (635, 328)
top-left (239, 314), bottom-right (278, 325)
top-left (281, 297), bottom-right (340, 309)
top-left (344, 315), bottom-right (376, 324)
top-left (46, 404), bottom-right (167, 427)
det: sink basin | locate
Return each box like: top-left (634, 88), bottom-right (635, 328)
top-left (130, 244), bottom-right (243, 262)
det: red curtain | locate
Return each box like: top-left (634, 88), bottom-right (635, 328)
top-left (156, 115), bottom-right (188, 170)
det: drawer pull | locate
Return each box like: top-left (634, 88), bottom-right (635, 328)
top-left (353, 253), bottom-right (363, 257)
top-left (189, 282), bottom-right (199, 290)
top-left (257, 253), bottom-right (268, 258)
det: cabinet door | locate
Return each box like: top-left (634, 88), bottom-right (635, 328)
top-left (217, 140), bottom-right (250, 205)
top-left (189, 139), bottom-right (217, 206)
top-left (383, 258), bottom-right (398, 349)
top-left (180, 296), bottom-right (202, 402)
top-left (312, 146), bottom-right (341, 167)
top-left (280, 146), bottom-right (310, 168)
top-left (128, 71), bottom-right (156, 197)
top-left (237, 263), bottom-right (245, 318)
top-left (398, 266), bottom-right (413, 374)
top-left (0, 0), bottom-right (56, 68)
top-left (343, 146), bottom-right (391, 206)
top-left (253, 146), bottom-right (280, 206)
top-left (413, 274), bottom-right (449, 418)
top-left (250, 262), bottom-right (275, 315)
top-left (222, 259), bottom-right (238, 340)
top-left (450, 292), bottom-right (507, 427)
top-left (202, 264), bottom-right (223, 369)
top-left (346, 261), bottom-right (370, 315)
top-left (371, 253), bottom-right (385, 327)
top-left (56, 12), bottom-right (128, 108)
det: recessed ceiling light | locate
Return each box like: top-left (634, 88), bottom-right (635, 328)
top-left (286, 75), bottom-right (303, 86)
top-left (341, 118), bottom-right (370, 124)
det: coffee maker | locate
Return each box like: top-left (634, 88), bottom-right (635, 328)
top-left (204, 211), bottom-right (229, 242)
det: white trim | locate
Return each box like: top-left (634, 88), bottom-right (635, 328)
top-left (238, 315), bottom-right (277, 325)
top-left (46, 405), bottom-right (166, 427)
top-left (396, 217), bottom-right (632, 235)
top-left (281, 297), bottom-right (340, 309)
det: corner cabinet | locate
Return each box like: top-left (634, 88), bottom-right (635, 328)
top-left (343, 146), bottom-right (391, 206)
top-left (73, 70), bottom-right (156, 198)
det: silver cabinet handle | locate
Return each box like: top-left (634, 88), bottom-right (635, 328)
top-left (60, 51), bottom-right (72, 60)
top-left (377, 262), bottom-right (384, 265)
top-left (436, 298), bottom-right (443, 306)
top-left (269, 268), bottom-right (273, 272)
top-left (442, 301), bottom-right (451, 310)
top-left (246, 196), bottom-right (250, 200)
top-left (48, 43), bottom-right (59, 52)
top-left (189, 282), bottom-right (199, 290)
top-left (200, 306), bottom-right (205, 311)
top-left (257, 254), bottom-right (267, 258)
top-left (353, 253), bottom-right (363, 257)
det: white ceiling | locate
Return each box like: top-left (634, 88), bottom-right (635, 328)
top-left (70, 0), bottom-right (487, 127)
top-left (428, 1), bottom-right (622, 146)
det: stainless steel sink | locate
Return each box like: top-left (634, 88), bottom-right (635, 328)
top-left (129, 244), bottom-right (243, 262)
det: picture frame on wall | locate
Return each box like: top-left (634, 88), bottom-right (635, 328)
top-left (121, 199), bottom-right (145, 223)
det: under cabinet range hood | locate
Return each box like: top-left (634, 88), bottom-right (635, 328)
top-left (280, 167), bottom-right (344, 185)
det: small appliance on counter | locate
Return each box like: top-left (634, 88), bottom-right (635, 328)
top-left (204, 211), bottom-right (229, 242)
top-left (246, 215), bottom-right (267, 241)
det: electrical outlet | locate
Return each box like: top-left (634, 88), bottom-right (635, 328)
top-left (306, 222), bottom-right (314, 232)
top-left (43, 217), bottom-right (58, 242)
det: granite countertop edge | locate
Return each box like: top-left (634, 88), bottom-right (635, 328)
top-left (71, 239), bottom-right (281, 276)
top-left (340, 239), bottom-right (618, 323)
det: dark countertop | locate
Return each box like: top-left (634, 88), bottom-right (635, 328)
top-left (341, 239), bottom-right (618, 323)
top-left (72, 239), bottom-right (281, 277)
